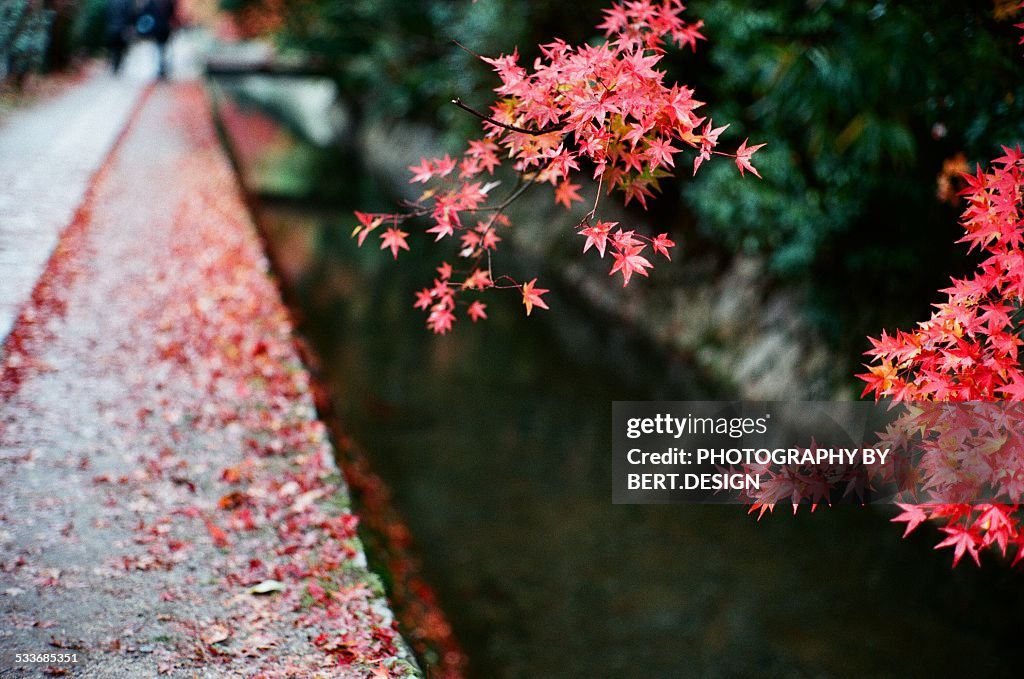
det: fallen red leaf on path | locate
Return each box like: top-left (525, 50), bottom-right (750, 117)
top-left (203, 518), bottom-right (230, 549)
top-left (201, 623), bottom-right (232, 646)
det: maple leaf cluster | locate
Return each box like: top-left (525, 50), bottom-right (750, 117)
top-left (855, 146), bottom-right (1024, 567)
top-left (734, 443), bottom-right (871, 521)
top-left (352, 0), bottom-right (762, 333)
top-left (732, 148), bottom-right (1024, 568)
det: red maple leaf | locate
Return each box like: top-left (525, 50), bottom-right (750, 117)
top-left (651, 233), bottom-right (676, 260)
top-left (998, 373), bottom-right (1024, 401)
top-left (579, 221), bottom-right (616, 257)
top-left (521, 278), bottom-right (550, 316)
top-left (890, 503), bottom-right (929, 537)
top-left (934, 524), bottom-right (982, 567)
top-left (379, 227), bottom-right (410, 259)
top-left (609, 245), bottom-right (653, 286)
top-left (408, 158), bottom-right (434, 184)
top-left (203, 517), bottom-right (229, 549)
top-left (554, 180), bottom-right (583, 208)
top-left (427, 305), bottom-right (455, 334)
top-left (413, 289), bottom-right (433, 310)
top-left (461, 269), bottom-right (493, 290)
top-left (734, 138), bottom-right (766, 178)
top-left (645, 136), bottom-right (680, 169)
top-left (353, 211), bottom-right (383, 246)
top-left (467, 301), bottom-right (488, 322)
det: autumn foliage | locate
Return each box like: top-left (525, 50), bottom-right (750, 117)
top-left (856, 146), bottom-right (1024, 566)
top-left (346, 0), bottom-right (1024, 570)
top-left (353, 0), bottom-right (761, 333)
top-left (733, 145), bottom-right (1024, 568)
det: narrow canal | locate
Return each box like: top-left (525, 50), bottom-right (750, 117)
top-left (213, 80), bottom-right (1024, 678)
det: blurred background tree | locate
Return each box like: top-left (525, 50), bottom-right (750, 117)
top-left (222, 0), bottom-right (623, 151)
top-left (218, 1), bottom-right (672, 141)
top-left (1, 0), bottom-right (129, 88)
top-left (70, 0), bottom-right (113, 57)
top-left (684, 0), bottom-right (1024, 352)
top-left (1, 0), bottom-right (54, 86)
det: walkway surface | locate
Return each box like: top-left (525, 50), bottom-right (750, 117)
top-left (0, 78), bottom-right (416, 677)
top-left (0, 69), bottom-right (145, 343)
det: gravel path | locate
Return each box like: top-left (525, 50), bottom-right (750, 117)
top-left (0, 82), bottom-right (417, 678)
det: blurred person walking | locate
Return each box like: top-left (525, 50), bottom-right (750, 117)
top-left (135, 0), bottom-right (177, 79)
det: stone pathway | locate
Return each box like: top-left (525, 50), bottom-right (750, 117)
top-left (0, 68), bottom-right (146, 342)
top-left (0, 75), bottom-right (416, 677)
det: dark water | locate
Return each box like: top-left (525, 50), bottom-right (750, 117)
top-left (214, 82), bottom-right (1023, 678)
top-left (256, 206), bottom-right (1023, 679)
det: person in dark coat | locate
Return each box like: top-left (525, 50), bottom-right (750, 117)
top-left (135, 0), bottom-right (177, 79)
top-left (105, 0), bottom-right (134, 73)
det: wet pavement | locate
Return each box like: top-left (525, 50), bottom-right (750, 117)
top-left (0, 79), bottom-right (415, 677)
top-left (0, 67), bottom-right (145, 342)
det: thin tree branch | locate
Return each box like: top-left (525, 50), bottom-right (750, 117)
top-left (451, 98), bottom-right (565, 137)
top-left (450, 39), bottom-right (484, 61)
